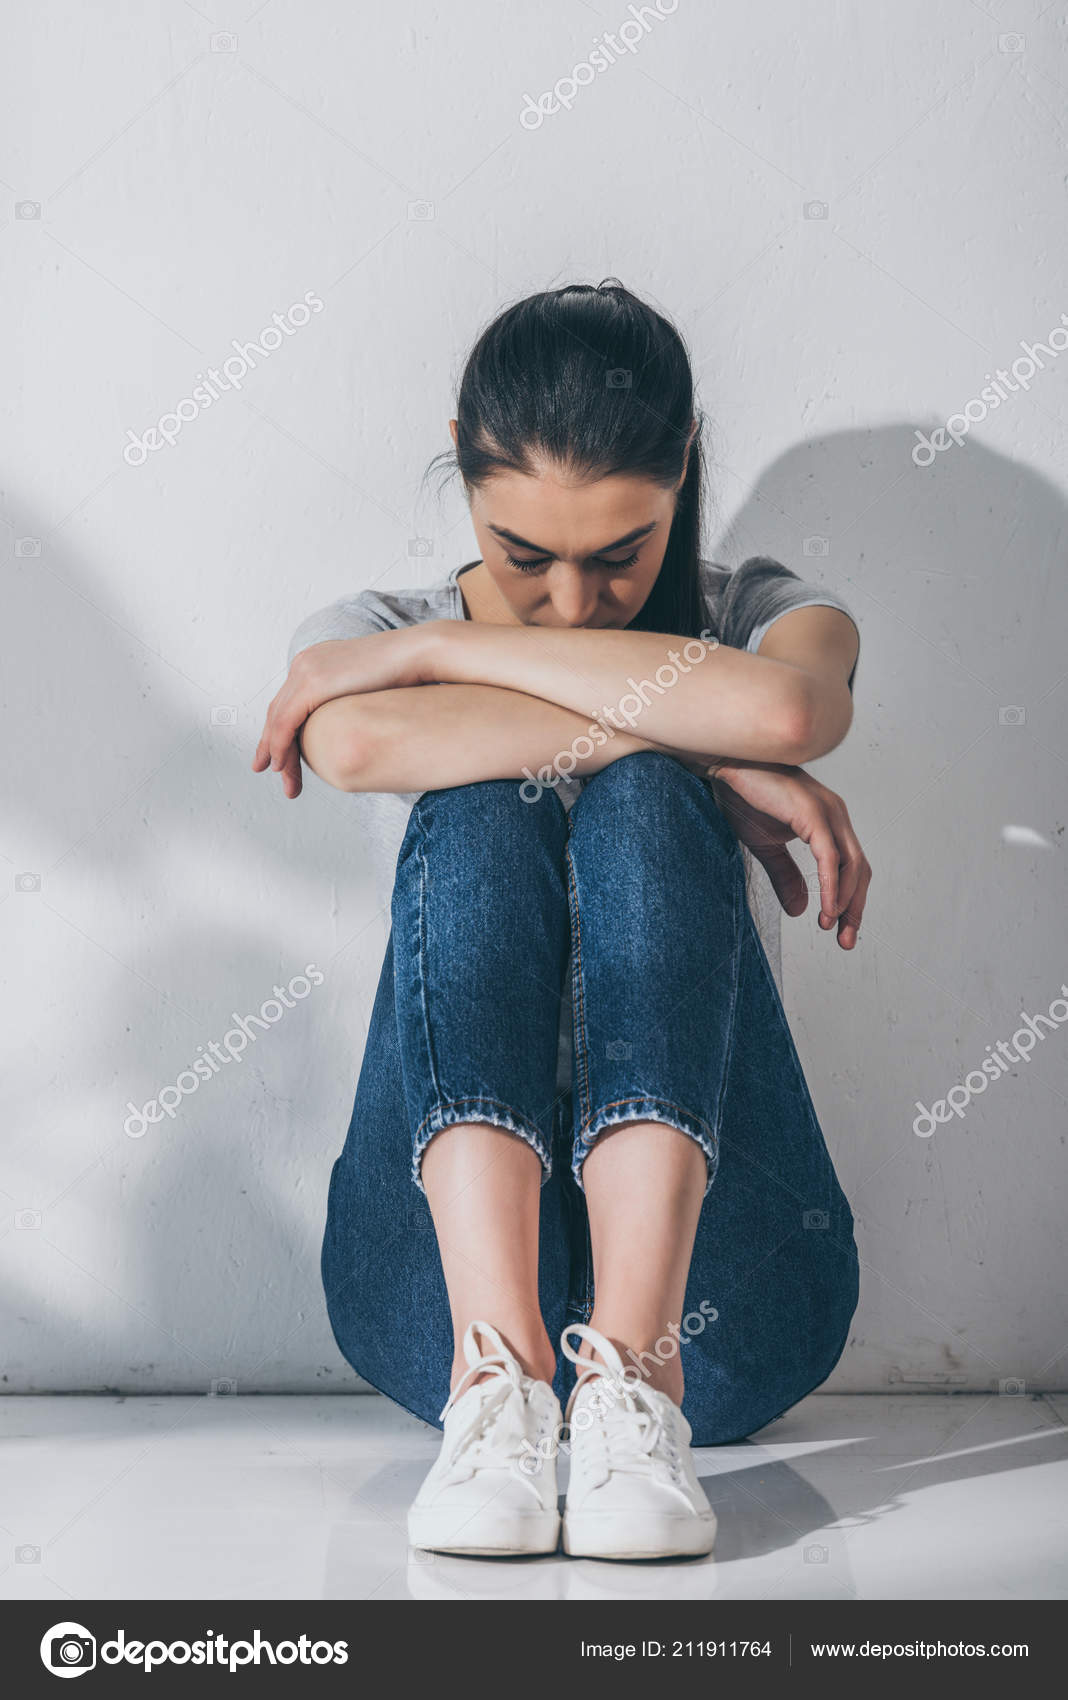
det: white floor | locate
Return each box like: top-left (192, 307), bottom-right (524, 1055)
top-left (1, 1392), bottom-right (1065, 1601)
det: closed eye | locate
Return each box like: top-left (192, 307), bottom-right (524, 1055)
top-left (505, 550), bottom-right (642, 575)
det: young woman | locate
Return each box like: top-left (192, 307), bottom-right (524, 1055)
top-left (254, 281), bottom-right (869, 1562)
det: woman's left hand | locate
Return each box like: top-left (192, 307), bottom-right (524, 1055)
top-left (709, 759), bottom-right (871, 949)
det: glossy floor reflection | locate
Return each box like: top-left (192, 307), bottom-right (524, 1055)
top-left (1, 1392), bottom-right (1065, 1600)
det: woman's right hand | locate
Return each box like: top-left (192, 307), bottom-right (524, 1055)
top-left (252, 629), bottom-right (428, 799)
top-left (708, 759), bottom-right (871, 950)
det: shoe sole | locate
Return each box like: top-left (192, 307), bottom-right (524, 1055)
top-left (408, 1507), bottom-right (560, 1557)
top-left (562, 1509), bottom-right (717, 1560)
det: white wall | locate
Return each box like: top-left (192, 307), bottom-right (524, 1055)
top-left (2, 0), bottom-right (1065, 1393)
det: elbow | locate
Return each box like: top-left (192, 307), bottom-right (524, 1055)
top-left (775, 675), bottom-right (853, 765)
top-left (300, 699), bottom-right (385, 792)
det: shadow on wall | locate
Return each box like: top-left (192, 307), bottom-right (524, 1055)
top-left (4, 492), bottom-right (387, 1392)
top-left (5, 424), bottom-right (1066, 1391)
top-left (712, 422), bottom-right (1066, 722)
top-left (711, 423), bottom-right (1068, 1392)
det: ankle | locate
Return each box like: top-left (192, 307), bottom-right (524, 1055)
top-left (582, 1323), bottom-right (685, 1407)
top-left (450, 1328), bottom-right (556, 1393)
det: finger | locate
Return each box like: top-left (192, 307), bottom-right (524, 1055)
top-left (837, 861), bottom-right (872, 949)
top-left (834, 844), bottom-right (864, 923)
top-left (252, 726), bottom-right (272, 771)
top-left (280, 743), bottom-right (303, 800)
top-left (805, 821), bottom-right (841, 926)
top-left (253, 690), bottom-right (286, 770)
top-left (753, 844), bottom-right (808, 917)
top-left (268, 702), bottom-right (304, 772)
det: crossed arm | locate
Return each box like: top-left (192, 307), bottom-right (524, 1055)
top-left (253, 607), bottom-right (871, 946)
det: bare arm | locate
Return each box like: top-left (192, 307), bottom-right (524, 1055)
top-left (423, 605), bottom-right (859, 765)
top-left (299, 682), bottom-right (696, 795)
top-left (255, 606), bottom-right (860, 796)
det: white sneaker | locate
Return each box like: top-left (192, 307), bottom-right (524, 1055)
top-left (407, 1321), bottom-right (562, 1556)
top-left (561, 1324), bottom-right (717, 1560)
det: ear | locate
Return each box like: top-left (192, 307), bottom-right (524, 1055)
top-left (448, 418), bottom-right (459, 448)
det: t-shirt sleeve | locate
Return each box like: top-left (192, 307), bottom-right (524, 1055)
top-left (286, 591), bottom-right (397, 669)
top-left (717, 556), bottom-right (860, 690)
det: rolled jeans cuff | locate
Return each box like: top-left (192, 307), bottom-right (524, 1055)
top-left (571, 1094), bottom-right (720, 1197)
top-left (411, 1096), bottom-right (554, 1195)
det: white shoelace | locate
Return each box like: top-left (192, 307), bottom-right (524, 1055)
top-left (438, 1322), bottom-right (533, 1468)
top-left (441, 1361), bottom-right (530, 1465)
top-left (562, 1322), bottom-right (680, 1479)
top-left (572, 1377), bottom-right (672, 1474)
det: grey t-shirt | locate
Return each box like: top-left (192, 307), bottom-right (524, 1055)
top-left (288, 557), bottom-right (859, 1088)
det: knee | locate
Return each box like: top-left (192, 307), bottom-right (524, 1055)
top-left (395, 777), bottom-right (566, 883)
top-left (588, 750), bottom-right (698, 800)
top-left (576, 751), bottom-right (731, 836)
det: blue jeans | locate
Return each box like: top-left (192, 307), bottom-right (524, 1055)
top-left (320, 753), bottom-right (859, 1446)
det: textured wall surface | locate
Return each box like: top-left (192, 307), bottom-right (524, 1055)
top-left (2, 1), bottom-right (1066, 1393)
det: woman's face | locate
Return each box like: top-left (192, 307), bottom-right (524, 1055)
top-left (453, 432), bottom-right (689, 628)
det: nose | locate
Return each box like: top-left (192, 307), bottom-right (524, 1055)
top-left (549, 566), bottom-right (602, 627)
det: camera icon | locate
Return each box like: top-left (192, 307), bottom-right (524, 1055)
top-left (15, 201), bottom-right (41, 220)
top-left (210, 705), bottom-right (238, 727)
top-left (15, 1209), bottom-right (42, 1229)
top-left (803, 1209), bottom-right (829, 1230)
top-left (803, 200), bottom-right (829, 220)
top-left (46, 1628), bottom-right (97, 1672)
top-left (606, 369), bottom-right (632, 389)
top-left (210, 1377), bottom-right (238, 1396)
top-left (605, 1039), bottom-right (632, 1060)
top-left (15, 537), bottom-right (42, 557)
top-left (802, 535), bottom-right (829, 557)
top-left (407, 537), bottom-right (434, 557)
top-left (210, 31), bottom-right (237, 52)
top-left (15, 872), bottom-right (41, 893)
top-left (407, 200), bottom-right (434, 220)
top-left (998, 705), bottom-right (1025, 726)
top-left (804, 1543), bottom-right (829, 1564)
top-left (998, 1377), bottom-right (1026, 1396)
top-left (16, 1544), bottom-right (41, 1563)
top-left (998, 33), bottom-right (1024, 53)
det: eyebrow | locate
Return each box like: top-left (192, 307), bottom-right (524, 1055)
top-left (485, 520), bottom-right (659, 555)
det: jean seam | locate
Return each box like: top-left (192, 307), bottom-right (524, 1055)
top-left (708, 848), bottom-right (746, 1143)
top-left (412, 808), bottom-right (445, 1118)
top-left (572, 1094), bottom-right (719, 1197)
top-left (410, 1097), bottom-right (553, 1195)
top-left (564, 837), bottom-right (592, 1125)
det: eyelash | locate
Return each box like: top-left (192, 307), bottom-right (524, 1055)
top-left (504, 550), bottom-right (641, 575)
